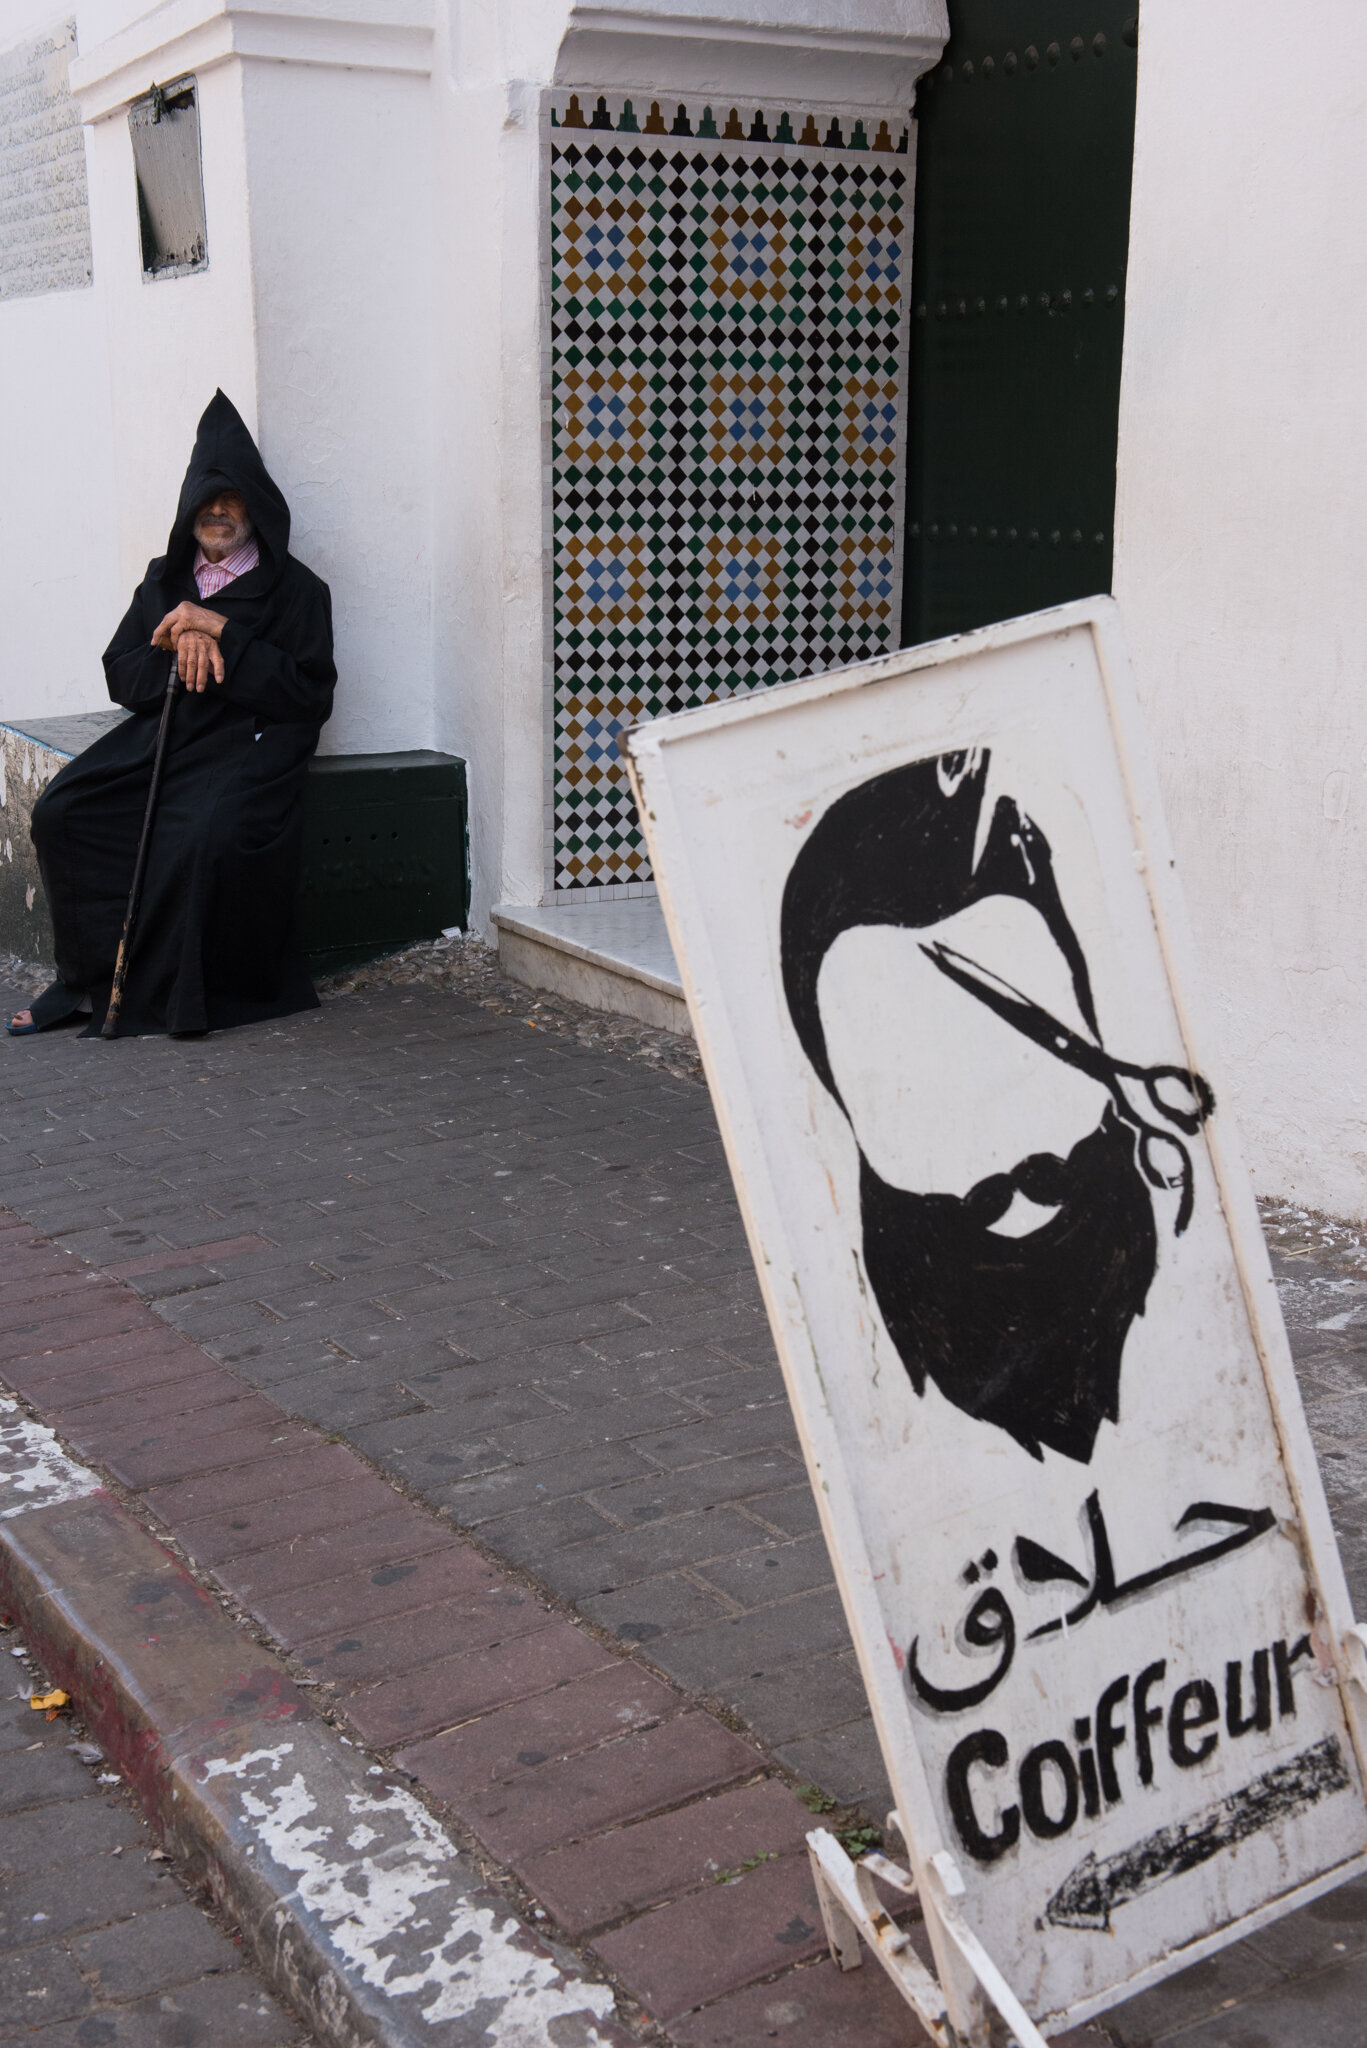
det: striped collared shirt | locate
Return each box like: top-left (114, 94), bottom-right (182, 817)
top-left (193, 536), bottom-right (259, 599)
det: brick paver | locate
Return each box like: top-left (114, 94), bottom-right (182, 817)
top-left (519, 1779), bottom-right (814, 1935)
top-left (591, 1850), bottom-right (828, 2019)
top-left (344, 1618), bottom-right (616, 1747)
top-left (2, 968), bottom-right (1366, 2042)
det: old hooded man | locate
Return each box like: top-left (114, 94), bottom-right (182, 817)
top-left (11, 391), bottom-right (335, 1039)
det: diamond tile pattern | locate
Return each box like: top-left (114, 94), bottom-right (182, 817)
top-left (549, 104), bottom-right (912, 891)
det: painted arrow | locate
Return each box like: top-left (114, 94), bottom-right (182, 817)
top-left (1044, 1736), bottom-right (1352, 1931)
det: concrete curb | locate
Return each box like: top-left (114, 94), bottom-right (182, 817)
top-left (0, 1397), bottom-right (631, 2048)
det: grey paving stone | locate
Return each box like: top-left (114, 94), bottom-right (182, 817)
top-left (675, 1368), bottom-right (789, 1416)
top-left (70, 1900), bottom-right (243, 1998)
top-left (451, 1298), bottom-right (654, 1360)
top-left (0, 1689), bottom-right (58, 1751)
top-left (772, 1715), bottom-right (895, 1817)
top-left (1152, 1957), bottom-right (1367, 2044)
top-left (0, 1794), bottom-right (146, 1873)
top-left (372, 1269), bottom-right (555, 1317)
top-left (535, 1506), bottom-right (779, 1600)
top-left (739, 1484), bottom-right (825, 1539)
top-left (128, 1266), bottom-right (223, 1302)
top-left (0, 1854), bottom-right (176, 1950)
top-left (260, 1365), bottom-right (428, 1430)
top-left (398, 1343), bottom-right (591, 1401)
top-left (645, 1587), bottom-right (854, 1692)
top-left (1106, 1940), bottom-right (1292, 2045)
top-left (483, 1391), bottom-right (699, 1464)
top-left (504, 1267), bottom-right (685, 1318)
top-left (693, 1532), bottom-right (836, 1608)
top-left (20, 1971), bottom-right (307, 2045)
top-left (532, 1350), bottom-right (733, 1405)
top-left (578, 1573), bottom-right (737, 1643)
top-left (429, 1440), bottom-right (661, 1524)
top-left (0, 1636), bottom-right (312, 2045)
top-left (405, 1384), bottom-right (567, 1439)
top-left (472, 1493), bottom-right (621, 1565)
top-left (628, 1405), bottom-right (802, 1471)
top-left (1242, 1871), bottom-right (1367, 1973)
top-left (225, 1327), bottom-right (422, 1376)
top-left (0, 1935), bottom-right (93, 2031)
top-left (156, 1293), bottom-right (280, 1341)
top-left (590, 1449), bottom-right (804, 1527)
top-left (169, 1262), bottom-right (354, 1310)
top-left (0, 1742), bottom-right (101, 1813)
top-left (721, 1650), bottom-right (871, 1745)
top-left (610, 1292), bottom-right (769, 1353)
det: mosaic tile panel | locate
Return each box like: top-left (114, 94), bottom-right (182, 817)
top-left (550, 95), bottom-right (912, 892)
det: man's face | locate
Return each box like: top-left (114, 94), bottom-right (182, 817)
top-left (815, 896), bottom-right (1159, 1467)
top-left (783, 750), bottom-right (1171, 1466)
top-left (193, 489), bottom-right (252, 562)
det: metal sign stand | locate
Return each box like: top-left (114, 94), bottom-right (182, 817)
top-left (807, 1822), bottom-right (1051, 2048)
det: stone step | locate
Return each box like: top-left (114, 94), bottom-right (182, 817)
top-left (494, 897), bottom-right (690, 1036)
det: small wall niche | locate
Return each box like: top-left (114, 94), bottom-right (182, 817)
top-left (129, 77), bottom-right (206, 277)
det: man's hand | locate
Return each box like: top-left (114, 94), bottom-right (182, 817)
top-left (152, 602), bottom-right (229, 693)
top-left (172, 631), bottom-right (225, 693)
top-left (152, 601), bottom-right (228, 648)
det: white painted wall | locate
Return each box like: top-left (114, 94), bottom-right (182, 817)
top-left (0, 16), bottom-right (257, 724)
top-left (0, 267), bottom-right (120, 718)
top-left (240, 58), bottom-right (434, 756)
top-left (92, 56), bottom-right (259, 600)
top-left (1114, 0), bottom-right (1367, 1220)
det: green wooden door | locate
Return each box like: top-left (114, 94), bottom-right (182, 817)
top-left (902, 4), bottom-right (1139, 642)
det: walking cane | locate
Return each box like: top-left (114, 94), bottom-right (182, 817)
top-left (101, 667), bottom-right (180, 1039)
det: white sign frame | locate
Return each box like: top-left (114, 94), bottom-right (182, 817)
top-left (622, 598), bottom-right (1367, 2043)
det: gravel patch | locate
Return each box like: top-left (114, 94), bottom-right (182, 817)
top-left (316, 932), bottom-right (704, 1085)
top-left (1260, 1196), bottom-right (1367, 1278)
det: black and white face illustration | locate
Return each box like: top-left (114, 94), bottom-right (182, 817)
top-left (627, 627), bottom-right (1367, 2001)
top-left (627, 626), bottom-right (1367, 2006)
top-left (780, 748), bottom-right (1214, 1465)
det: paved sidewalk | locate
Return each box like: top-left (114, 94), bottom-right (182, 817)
top-left (2, 955), bottom-right (1366, 2043)
top-left (0, 971), bottom-right (873, 1816)
top-left (1, 1622), bottom-right (310, 2046)
top-left (0, 1204), bottom-right (925, 2045)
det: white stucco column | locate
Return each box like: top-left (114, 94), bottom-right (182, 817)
top-left (1113, 0), bottom-right (1367, 1219)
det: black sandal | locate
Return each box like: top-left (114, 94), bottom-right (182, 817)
top-left (6, 983), bottom-right (93, 1036)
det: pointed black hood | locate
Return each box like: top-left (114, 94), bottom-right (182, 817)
top-left (165, 390), bottom-right (290, 582)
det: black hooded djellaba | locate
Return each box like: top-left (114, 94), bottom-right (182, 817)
top-left (29, 392), bottom-right (335, 1037)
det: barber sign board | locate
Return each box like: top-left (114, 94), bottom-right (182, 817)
top-left (621, 599), bottom-right (1367, 2038)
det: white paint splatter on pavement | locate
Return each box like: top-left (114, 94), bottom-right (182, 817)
top-left (0, 1400), bottom-right (100, 1518)
top-left (202, 1743), bottom-right (619, 2042)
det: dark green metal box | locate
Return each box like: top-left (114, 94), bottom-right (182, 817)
top-left (297, 751), bottom-right (469, 973)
